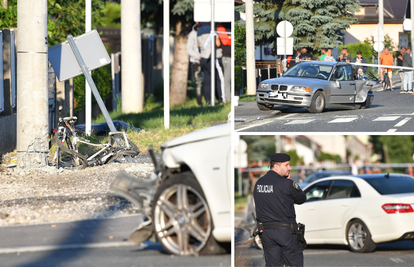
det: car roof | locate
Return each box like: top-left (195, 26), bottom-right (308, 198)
top-left (311, 170), bottom-right (351, 174)
top-left (351, 173), bottom-right (414, 180)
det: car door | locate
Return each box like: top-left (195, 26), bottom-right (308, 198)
top-left (317, 180), bottom-right (361, 241)
top-left (295, 180), bottom-right (332, 241)
top-left (329, 65), bottom-right (356, 104)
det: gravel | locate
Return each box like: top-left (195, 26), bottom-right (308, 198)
top-left (0, 154), bottom-right (159, 227)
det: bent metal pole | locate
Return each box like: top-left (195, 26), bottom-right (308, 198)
top-left (66, 35), bottom-right (117, 132)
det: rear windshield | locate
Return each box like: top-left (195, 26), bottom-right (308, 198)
top-left (365, 176), bottom-right (414, 195)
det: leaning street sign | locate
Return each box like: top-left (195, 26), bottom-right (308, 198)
top-left (48, 30), bottom-right (111, 81)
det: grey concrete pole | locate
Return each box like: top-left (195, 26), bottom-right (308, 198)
top-left (16, 0), bottom-right (49, 168)
top-left (210, 0), bottom-right (215, 106)
top-left (121, 0), bottom-right (143, 113)
top-left (378, 0), bottom-right (384, 74)
top-left (245, 0), bottom-right (256, 95)
top-left (411, 0), bottom-right (414, 56)
top-left (85, 0), bottom-right (92, 135)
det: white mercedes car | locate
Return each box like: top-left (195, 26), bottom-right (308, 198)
top-left (111, 124), bottom-right (231, 255)
top-left (296, 174), bottom-right (414, 252)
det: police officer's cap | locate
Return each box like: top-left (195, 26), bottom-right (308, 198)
top-left (270, 153), bottom-right (290, 162)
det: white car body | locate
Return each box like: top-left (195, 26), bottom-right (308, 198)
top-left (161, 123), bottom-right (232, 242)
top-left (295, 175), bottom-right (414, 246)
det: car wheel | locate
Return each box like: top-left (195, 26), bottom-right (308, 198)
top-left (152, 172), bottom-right (227, 255)
top-left (257, 102), bottom-right (274, 110)
top-left (308, 91), bottom-right (325, 113)
top-left (254, 234), bottom-right (263, 250)
top-left (346, 219), bottom-right (376, 253)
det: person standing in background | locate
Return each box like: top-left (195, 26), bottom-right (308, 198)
top-left (396, 47), bottom-right (405, 93)
top-left (186, 22), bottom-right (203, 107)
top-left (217, 23), bottom-right (231, 103)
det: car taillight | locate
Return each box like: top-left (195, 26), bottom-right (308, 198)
top-left (382, 203), bottom-right (414, 214)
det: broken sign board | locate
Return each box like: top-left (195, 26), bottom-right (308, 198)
top-left (48, 30), bottom-right (111, 81)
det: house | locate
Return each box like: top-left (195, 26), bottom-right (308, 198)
top-left (345, 0), bottom-right (408, 49)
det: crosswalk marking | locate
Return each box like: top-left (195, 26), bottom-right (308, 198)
top-left (285, 119), bottom-right (315, 125)
top-left (328, 118), bottom-right (357, 123)
top-left (395, 117), bottom-right (411, 127)
top-left (387, 129), bottom-right (397, 132)
top-left (373, 116), bottom-right (401, 121)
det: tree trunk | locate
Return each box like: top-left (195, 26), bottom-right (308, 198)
top-left (170, 20), bottom-right (190, 105)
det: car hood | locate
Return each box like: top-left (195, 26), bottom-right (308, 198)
top-left (161, 123), bottom-right (231, 149)
top-left (263, 77), bottom-right (329, 87)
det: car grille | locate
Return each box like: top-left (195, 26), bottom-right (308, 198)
top-left (271, 85), bottom-right (278, 91)
top-left (279, 85), bottom-right (288, 91)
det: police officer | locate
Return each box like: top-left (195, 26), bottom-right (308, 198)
top-left (254, 153), bottom-right (306, 267)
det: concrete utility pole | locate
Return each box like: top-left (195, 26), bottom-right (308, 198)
top-left (245, 0), bottom-right (256, 95)
top-left (16, 0), bottom-right (49, 168)
top-left (85, 0), bottom-right (92, 135)
top-left (378, 0), bottom-right (384, 73)
top-left (411, 0), bottom-right (414, 55)
top-left (121, 0), bottom-right (143, 113)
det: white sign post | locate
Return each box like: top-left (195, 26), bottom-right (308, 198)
top-left (234, 138), bottom-right (248, 197)
top-left (276, 21), bottom-right (294, 70)
top-left (372, 24), bottom-right (385, 74)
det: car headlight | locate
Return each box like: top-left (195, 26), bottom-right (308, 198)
top-left (259, 83), bottom-right (270, 90)
top-left (291, 86), bottom-right (311, 92)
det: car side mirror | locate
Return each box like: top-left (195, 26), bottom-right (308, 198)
top-left (336, 81), bottom-right (340, 88)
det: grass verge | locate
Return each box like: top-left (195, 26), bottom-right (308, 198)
top-left (239, 94), bottom-right (256, 103)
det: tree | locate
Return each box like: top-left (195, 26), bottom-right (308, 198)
top-left (141, 0), bottom-right (194, 105)
top-left (363, 34), bottom-right (396, 58)
top-left (236, 0), bottom-right (360, 52)
top-left (371, 136), bottom-right (414, 163)
top-left (235, 22), bottom-right (246, 66)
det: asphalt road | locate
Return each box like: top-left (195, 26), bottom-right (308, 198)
top-left (235, 79), bottom-right (414, 132)
top-left (235, 239), bottom-right (414, 267)
top-left (0, 215), bottom-right (231, 267)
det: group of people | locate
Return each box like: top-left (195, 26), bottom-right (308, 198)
top-left (186, 22), bottom-right (231, 106)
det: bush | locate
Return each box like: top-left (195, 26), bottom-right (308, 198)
top-left (235, 65), bottom-right (243, 93)
top-left (339, 42), bottom-right (373, 62)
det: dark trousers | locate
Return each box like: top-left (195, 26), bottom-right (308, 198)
top-left (262, 229), bottom-right (303, 267)
top-left (190, 62), bottom-right (203, 106)
top-left (200, 57), bottom-right (222, 105)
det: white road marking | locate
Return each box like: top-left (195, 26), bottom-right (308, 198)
top-left (389, 258), bottom-right (405, 263)
top-left (303, 250), bottom-right (349, 255)
top-left (394, 117), bottom-right (412, 127)
top-left (0, 241), bottom-right (139, 254)
top-left (387, 129), bottom-right (397, 132)
top-left (328, 118), bottom-right (357, 123)
top-left (373, 116), bottom-right (400, 121)
top-left (236, 121), bottom-right (271, 132)
top-left (285, 119), bottom-right (315, 125)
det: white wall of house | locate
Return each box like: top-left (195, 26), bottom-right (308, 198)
top-left (344, 24), bottom-right (404, 49)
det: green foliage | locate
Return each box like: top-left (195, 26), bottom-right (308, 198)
top-left (285, 149), bottom-right (303, 166)
top-left (73, 63), bottom-right (112, 112)
top-left (363, 34), bottom-right (396, 58)
top-left (235, 22), bottom-right (247, 66)
top-left (101, 2), bottom-right (121, 27)
top-left (236, 0), bottom-right (360, 53)
top-left (235, 65), bottom-right (243, 93)
top-left (339, 42), bottom-right (373, 62)
top-left (0, 0), bottom-right (17, 28)
top-left (373, 136), bottom-right (414, 163)
top-left (241, 135), bottom-right (276, 162)
top-left (317, 151), bottom-right (341, 163)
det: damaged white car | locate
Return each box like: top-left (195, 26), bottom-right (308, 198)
top-left (110, 124), bottom-right (231, 255)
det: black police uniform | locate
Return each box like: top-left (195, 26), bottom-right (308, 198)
top-left (254, 170), bottom-right (306, 267)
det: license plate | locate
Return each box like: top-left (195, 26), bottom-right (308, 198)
top-left (268, 92), bottom-right (278, 98)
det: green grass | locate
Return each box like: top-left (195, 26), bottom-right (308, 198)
top-left (239, 94), bottom-right (256, 102)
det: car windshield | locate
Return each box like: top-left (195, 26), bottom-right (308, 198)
top-left (283, 63), bottom-right (333, 80)
top-left (364, 175), bottom-right (414, 195)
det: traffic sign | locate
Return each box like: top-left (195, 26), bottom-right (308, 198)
top-left (277, 46), bottom-right (293, 55)
top-left (374, 41), bottom-right (384, 52)
top-left (372, 23), bottom-right (385, 42)
top-left (276, 21), bottom-right (293, 38)
top-left (277, 37), bottom-right (294, 47)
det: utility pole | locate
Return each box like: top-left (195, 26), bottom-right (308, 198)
top-left (378, 0), bottom-right (384, 74)
top-left (85, 0), bottom-right (92, 135)
top-left (245, 0), bottom-right (256, 95)
top-left (411, 0), bottom-right (414, 55)
top-left (121, 0), bottom-right (143, 113)
top-left (16, 0), bottom-right (49, 168)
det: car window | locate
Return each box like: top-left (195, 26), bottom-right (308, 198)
top-left (334, 66), bottom-right (353, 81)
top-left (326, 180), bottom-right (360, 199)
top-left (284, 63), bottom-right (333, 80)
top-left (364, 175), bottom-right (414, 195)
top-left (304, 180), bottom-right (332, 202)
